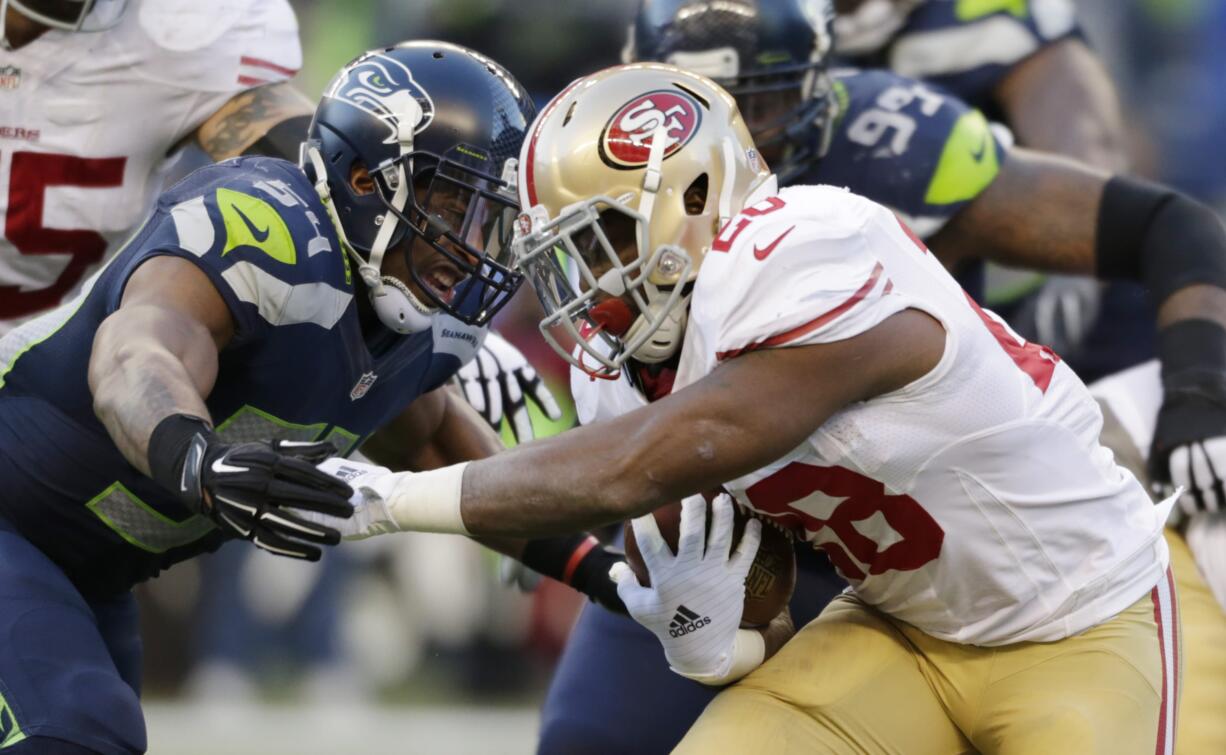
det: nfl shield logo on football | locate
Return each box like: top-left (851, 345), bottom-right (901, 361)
top-left (0, 66), bottom-right (21, 90)
top-left (349, 371), bottom-right (378, 401)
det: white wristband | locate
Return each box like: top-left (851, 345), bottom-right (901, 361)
top-left (674, 629), bottom-right (766, 686)
top-left (380, 462), bottom-right (470, 535)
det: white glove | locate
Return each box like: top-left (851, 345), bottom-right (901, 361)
top-left (610, 494), bottom-right (762, 683)
top-left (310, 458), bottom-right (470, 537)
top-left (1168, 438), bottom-right (1226, 516)
top-left (308, 458), bottom-right (400, 540)
top-left (456, 332), bottom-right (562, 443)
top-left (1185, 510), bottom-right (1226, 613)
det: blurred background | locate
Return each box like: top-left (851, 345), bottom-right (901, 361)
top-left (137, 0), bottom-right (1226, 752)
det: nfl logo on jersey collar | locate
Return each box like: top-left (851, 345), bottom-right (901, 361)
top-left (350, 371), bottom-right (378, 401)
top-left (0, 66), bottom-right (20, 90)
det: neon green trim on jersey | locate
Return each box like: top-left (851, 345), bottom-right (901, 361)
top-left (86, 482), bottom-right (215, 554)
top-left (924, 109), bottom-right (1000, 206)
top-left (0, 689), bottom-right (26, 749)
top-left (215, 405), bottom-right (359, 455)
top-left (829, 80), bottom-right (851, 132)
top-left (217, 188), bottom-right (297, 265)
top-left (0, 296), bottom-right (88, 390)
top-left (956, 0), bottom-right (1029, 20)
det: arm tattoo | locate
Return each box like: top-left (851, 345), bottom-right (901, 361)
top-left (195, 82), bottom-right (313, 161)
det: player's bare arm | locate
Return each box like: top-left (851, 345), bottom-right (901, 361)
top-left (993, 38), bottom-right (1129, 172)
top-left (362, 384), bottom-right (525, 555)
top-left (931, 146), bottom-right (1226, 331)
top-left (353, 381), bottom-right (628, 611)
top-left (461, 308), bottom-right (944, 537)
top-left (193, 81), bottom-right (314, 161)
top-left (88, 256), bottom-right (234, 475)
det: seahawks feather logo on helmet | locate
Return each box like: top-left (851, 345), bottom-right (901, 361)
top-left (325, 54), bottom-right (436, 144)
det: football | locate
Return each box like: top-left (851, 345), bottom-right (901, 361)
top-left (623, 498), bottom-right (797, 627)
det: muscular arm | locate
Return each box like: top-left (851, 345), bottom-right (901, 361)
top-left (88, 256), bottom-right (235, 474)
top-left (193, 82), bottom-right (313, 161)
top-left (993, 38), bottom-right (1129, 173)
top-left (930, 147), bottom-right (1226, 330)
top-left (460, 309), bottom-right (945, 537)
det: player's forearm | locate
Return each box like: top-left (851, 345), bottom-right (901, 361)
top-left (89, 315), bottom-right (218, 475)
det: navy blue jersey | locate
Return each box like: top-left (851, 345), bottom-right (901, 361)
top-left (807, 69), bottom-right (1007, 298)
top-left (810, 68), bottom-right (1006, 239)
top-left (0, 157), bottom-right (483, 597)
top-left (843, 0), bottom-right (1082, 112)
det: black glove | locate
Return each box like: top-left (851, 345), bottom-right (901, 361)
top-left (520, 533), bottom-right (627, 615)
top-left (149, 415), bottom-right (354, 561)
top-left (1149, 320), bottom-right (1226, 515)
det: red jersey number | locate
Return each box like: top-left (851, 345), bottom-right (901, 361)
top-left (711, 196), bottom-right (786, 253)
top-left (1, 151), bottom-right (127, 319)
top-left (745, 462), bottom-right (944, 581)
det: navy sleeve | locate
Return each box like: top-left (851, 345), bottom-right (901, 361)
top-left (105, 159), bottom-right (352, 349)
top-left (810, 69), bottom-right (1006, 238)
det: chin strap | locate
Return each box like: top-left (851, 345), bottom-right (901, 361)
top-left (302, 101), bottom-right (436, 335)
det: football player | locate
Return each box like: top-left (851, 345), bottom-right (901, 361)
top-left (0, 0), bottom-right (310, 335)
top-left (0, 0), bottom-right (556, 442)
top-left (834, 0), bottom-right (1127, 171)
top-left (312, 62), bottom-right (1199, 752)
top-left (0, 43), bottom-right (624, 754)
top-left (525, 1), bottom-right (1224, 752)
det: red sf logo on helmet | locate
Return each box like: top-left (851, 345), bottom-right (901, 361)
top-left (599, 90), bottom-right (703, 170)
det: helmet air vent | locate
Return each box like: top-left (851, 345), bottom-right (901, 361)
top-left (672, 82), bottom-right (710, 110)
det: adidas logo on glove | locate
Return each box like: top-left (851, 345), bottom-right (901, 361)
top-left (668, 605), bottom-right (712, 637)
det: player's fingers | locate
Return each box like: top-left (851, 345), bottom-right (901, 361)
top-left (259, 506), bottom-right (343, 544)
top-left (458, 363), bottom-right (486, 415)
top-left (676, 495), bottom-right (708, 560)
top-left (730, 519), bottom-right (762, 574)
top-left (1203, 437), bottom-right (1226, 512)
top-left (251, 525), bottom-right (320, 561)
top-left (1170, 446), bottom-right (1200, 516)
top-left (707, 494), bottom-right (735, 561)
top-left (1189, 443), bottom-right (1214, 512)
top-left (631, 512), bottom-right (671, 573)
top-left (508, 403), bottom-right (535, 444)
top-left (526, 372), bottom-right (564, 421)
top-left (270, 439), bottom-right (341, 465)
top-left (503, 367), bottom-right (525, 406)
top-left (611, 562), bottom-right (650, 610)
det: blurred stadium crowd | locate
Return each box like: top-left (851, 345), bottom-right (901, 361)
top-left (131, 0), bottom-right (1226, 748)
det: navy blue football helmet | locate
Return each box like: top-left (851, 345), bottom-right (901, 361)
top-left (627, 0), bottom-right (835, 183)
top-left (303, 41), bottom-right (536, 333)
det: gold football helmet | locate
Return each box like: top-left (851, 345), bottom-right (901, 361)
top-left (513, 63), bottom-right (773, 378)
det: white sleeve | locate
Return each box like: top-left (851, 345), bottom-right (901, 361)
top-left (129, 0), bottom-right (303, 141)
top-left (693, 207), bottom-right (910, 361)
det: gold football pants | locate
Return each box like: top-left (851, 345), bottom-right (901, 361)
top-left (1167, 528), bottom-right (1226, 754)
top-left (676, 576), bottom-right (1180, 754)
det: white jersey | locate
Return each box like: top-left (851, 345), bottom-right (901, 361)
top-left (574, 183), bottom-right (1170, 646)
top-left (0, 0), bottom-right (301, 334)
